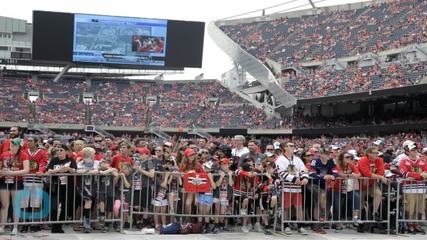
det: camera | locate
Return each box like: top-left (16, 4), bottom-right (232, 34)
top-left (169, 166), bottom-right (178, 172)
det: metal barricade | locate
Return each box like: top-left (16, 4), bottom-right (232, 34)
top-left (0, 172), bottom-right (125, 233)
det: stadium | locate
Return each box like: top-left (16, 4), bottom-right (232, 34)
top-left (0, 0), bottom-right (427, 238)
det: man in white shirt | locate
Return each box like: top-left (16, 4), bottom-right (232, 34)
top-left (231, 135), bottom-right (249, 158)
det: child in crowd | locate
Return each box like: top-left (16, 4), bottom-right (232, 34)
top-left (113, 162), bottom-right (133, 231)
top-left (98, 159), bottom-right (119, 233)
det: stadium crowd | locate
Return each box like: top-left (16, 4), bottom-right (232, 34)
top-left (0, 126), bottom-right (426, 235)
top-left (221, 0), bottom-right (427, 63)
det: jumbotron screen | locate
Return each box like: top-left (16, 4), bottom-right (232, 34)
top-left (32, 11), bottom-right (205, 69)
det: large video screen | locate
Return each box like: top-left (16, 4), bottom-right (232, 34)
top-left (32, 11), bottom-right (204, 69)
top-left (73, 14), bottom-right (167, 66)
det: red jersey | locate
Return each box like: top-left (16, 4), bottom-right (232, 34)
top-left (25, 148), bottom-right (48, 183)
top-left (333, 163), bottom-right (360, 192)
top-left (110, 154), bottom-right (132, 172)
top-left (358, 156), bottom-right (385, 190)
top-left (233, 169), bottom-right (258, 196)
top-left (0, 151), bottom-right (29, 182)
top-left (0, 139), bottom-right (28, 155)
top-left (400, 157), bottom-right (427, 193)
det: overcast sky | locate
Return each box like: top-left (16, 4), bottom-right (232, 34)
top-left (3, 0), bottom-right (371, 80)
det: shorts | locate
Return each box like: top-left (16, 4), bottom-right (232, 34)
top-left (21, 182), bottom-right (43, 208)
top-left (79, 186), bottom-right (96, 201)
top-left (98, 194), bottom-right (114, 212)
top-left (256, 195), bottom-right (270, 211)
top-left (198, 194), bottom-right (213, 205)
top-left (152, 199), bottom-right (168, 207)
top-left (282, 192), bottom-right (303, 209)
top-left (213, 197), bottom-right (229, 206)
top-left (0, 180), bottom-right (24, 191)
top-left (133, 188), bottom-right (151, 209)
top-left (307, 184), bottom-right (325, 203)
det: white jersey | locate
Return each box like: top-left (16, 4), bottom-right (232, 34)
top-left (275, 155), bottom-right (308, 193)
top-left (390, 153), bottom-right (408, 169)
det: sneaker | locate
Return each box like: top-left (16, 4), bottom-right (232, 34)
top-left (414, 227), bottom-right (426, 234)
top-left (298, 227), bottom-right (308, 235)
top-left (247, 223), bottom-right (253, 231)
top-left (204, 225), bottom-right (211, 234)
top-left (83, 227), bottom-right (91, 233)
top-left (353, 216), bottom-right (363, 225)
top-left (169, 209), bottom-right (175, 216)
top-left (373, 212), bottom-right (383, 222)
top-left (264, 229), bottom-right (273, 235)
top-left (335, 227), bottom-right (343, 233)
top-left (0, 228), bottom-right (4, 235)
top-left (284, 227), bottom-right (292, 234)
top-left (254, 223), bottom-right (263, 232)
top-left (20, 225), bottom-right (28, 233)
top-left (102, 225), bottom-right (108, 233)
top-left (11, 228), bottom-right (17, 235)
top-left (211, 226), bottom-right (219, 234)
top-left (30, 225), bottom-right (41, 233)
top-left (222, 226), bottom-right (233, 232)
top-left (241, 225), bottom-right (249, 233)
top-left (240, 209), bottom-right (247, 216)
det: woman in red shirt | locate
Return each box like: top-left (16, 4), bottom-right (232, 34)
top-left (0, 138), bottom-right (30, 235)
top-left (332, 152), bottom-right (362, 232)
top-left (179, 148), bottom-right (205, 219)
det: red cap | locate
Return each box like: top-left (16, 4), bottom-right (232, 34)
top-left (220, 158), bottom-right (231, 164)
top-left (135, 147), bottom-right (151, 155)
top-left (184, 148), bottom-right (196, 156)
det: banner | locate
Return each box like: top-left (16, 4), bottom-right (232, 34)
top-left (184, 173), bottom-right (210, 192)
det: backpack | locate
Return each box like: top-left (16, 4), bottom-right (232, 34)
top-left (160, 222), bottom-right (181, 234)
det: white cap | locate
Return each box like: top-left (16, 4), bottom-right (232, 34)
top-left (202, 161), bottom-right (213, 169)
top-left (406, 143), bottom-right (417, 151)
top-left (373, 140), bottom-right (382, 146)
top-left (384, 170), bottom-right (394, 178)
top-left (403, 140), bottom-right (415, 148)
top-left (273, 141), bottom-right (281, 150)
top-left (422, 147), bottom-right (427, 154)
top-left (266, 152), bottom-right (275, 157)
top-left (331, 145), bottom-right (340, 151)
top-left (348, 149), bottom-right (361, 160)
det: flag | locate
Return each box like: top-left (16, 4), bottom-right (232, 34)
top-left (184, 173), bottom-right (211, 192)
top-left (195, 73), bottom-right (204, 80)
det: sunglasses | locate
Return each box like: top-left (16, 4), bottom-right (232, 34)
top-left (266, 149), bottom-right (274, 151)
top-left (94, 140), bottom-right (103, 143)
top-left (305, 154), bottom-right (312, 157)
top-left (202, 151), bottom-right (209, 154)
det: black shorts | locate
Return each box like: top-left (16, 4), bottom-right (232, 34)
top-left (255, 195), bottom-right (269, 210)
top-left (98, 194), bottom-right (114, 212)
top-left (0, 180), bottom-right (24, 190)
top-left (133, 188), bottom-right (151, 209)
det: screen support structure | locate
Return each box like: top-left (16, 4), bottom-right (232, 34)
top-left (53, 64), bottom-right (72, 82)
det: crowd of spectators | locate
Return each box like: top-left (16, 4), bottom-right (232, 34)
top-left (220, 0), bottom-right (427, 63)
top-left (284, 61), bottom-right (427, 98)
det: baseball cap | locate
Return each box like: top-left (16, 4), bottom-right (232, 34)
top-left (373, 140), bottom-right (382, 146)
top-left (163, 142), bottom-right (173, 148)
top-left (330, 145), bottom-right (340, 151)
top-left (220, 158), bottom-right (230, 164)
top-left (184, 148), bottom-right (196, 156)
top-left (273, 142), bottom-right (281, 150)
top-left (348, 149), bottom-right (360, 160)
top-left (402, 140), bottom-right (415, 148)
top-left (135, 147), bottom-right (151, 155)
top-left (407, 143), bottom-right (417, 151)
top-left (422, 148), bottom-right (427, 154)
top-left (202, 161), bottom-right (213, 169)
top-left (384, 170), bottom-right (395, 178)
top-left (266, 152), bottom-right (275, 157)
top-left (11, 138), bottom-right (22, 146)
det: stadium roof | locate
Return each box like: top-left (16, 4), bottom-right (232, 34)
top-left (219, 0), bottom-right (374, 21)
